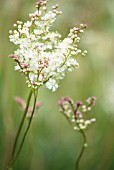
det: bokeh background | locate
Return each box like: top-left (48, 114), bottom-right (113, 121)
top-left (0, 0), bottom-right (114, 169)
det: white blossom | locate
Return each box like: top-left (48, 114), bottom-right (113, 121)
top-left (46, 78), bottom-right (58, 91)
top-left (9, 1), bottom-right (87, 91)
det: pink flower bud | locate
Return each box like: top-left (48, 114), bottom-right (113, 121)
top-left (58, 97), bottom-right (64, 106)
top-left (76, 101), bottom-right (83, 107)
top-left (35, 101), bottom-right (42, 109)
top-left (22, 63), bottom-right (28, 67)
top-left (9, 54), bottom-right (19, 60)
top-left (14, 96), bottom-right (26, 109)
top-left (65, 96), bottom-right (72, 102)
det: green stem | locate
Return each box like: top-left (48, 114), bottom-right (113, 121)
top-left (75, 130), bottom-right (87, 170)
top-left (7, 90), bottom-right (33, 169)
top-left (12, 90), bottom-right (38, 165)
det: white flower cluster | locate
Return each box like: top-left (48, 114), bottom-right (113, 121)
top-left (58, 96), bottom-right (96, 131)
top-left (9, 0), bottom-right (87, 91)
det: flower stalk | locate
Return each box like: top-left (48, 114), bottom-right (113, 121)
top-left (75, 130), bottom-right (87, 170)
top-left (11, 90), bottom-right (38, 166)
top-left (7, 90), bottom-right (33, 169)
top-left (6, 89), bottom-right (39, 170)
top-left (58, 96), bottom-right (96, 170)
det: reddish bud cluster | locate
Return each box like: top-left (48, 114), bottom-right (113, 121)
top-left (14, 96), bottom-right (42, 118)
top-left (58, 96), bottom-right (96, 131)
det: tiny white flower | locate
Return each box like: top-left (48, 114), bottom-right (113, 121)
top-left (24, 21), bottom-right (32, 27)
top-left (46, 78), bottom-right (58, 91)
top-left (15, 65), bottom-right (20, 70)
top-left (90, 118), bottom-right (96, 122)
top-left (34, 29), bottom-right (43, 35)
top-left (85, 120), bottom-right (91, 125)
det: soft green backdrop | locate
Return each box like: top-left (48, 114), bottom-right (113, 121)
top-left (0, 0), bottom-right (114, 170)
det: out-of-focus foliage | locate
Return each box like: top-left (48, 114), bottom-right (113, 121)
top-left (0, 0), bottom-right (114, 170)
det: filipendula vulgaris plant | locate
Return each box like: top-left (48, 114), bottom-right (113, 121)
top-left (58, 96), bottom-right (96, 170)
top-left (7, 0), bottom-right (87, 169)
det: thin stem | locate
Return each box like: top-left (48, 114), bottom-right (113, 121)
top-left (12, 90), bottom-right (38, 165)
top-left (7, 90), bottom-right (33, 168)
top-left (75, 130), bottom-right (87, 170)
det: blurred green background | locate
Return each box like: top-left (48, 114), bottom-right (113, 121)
top-left (0, 0), bottom-right (114, 169)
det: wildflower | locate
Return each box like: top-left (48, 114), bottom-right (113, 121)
top-left (58, 96), bottom-right (96, 131)
top-left (14, 96), bottom-right (41, 118)
top-left (9, 0), bottom-right (87, 91)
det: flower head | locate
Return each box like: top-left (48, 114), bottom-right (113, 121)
top-left (14, 96), bottom-right (41, 118)
top-left (58, 96), bottom-right (96, 131)
top-left (9, 1), bottom-right (87, 91)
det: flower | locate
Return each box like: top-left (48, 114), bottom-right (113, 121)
top-left (45, 78), bottom-right (58, 91)
top-left (9, 0), bottom-right (87, 91)
top-left (14, 96), bottom-right (41, 118)
top-left (58, 96), bottom-right (96, 131)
